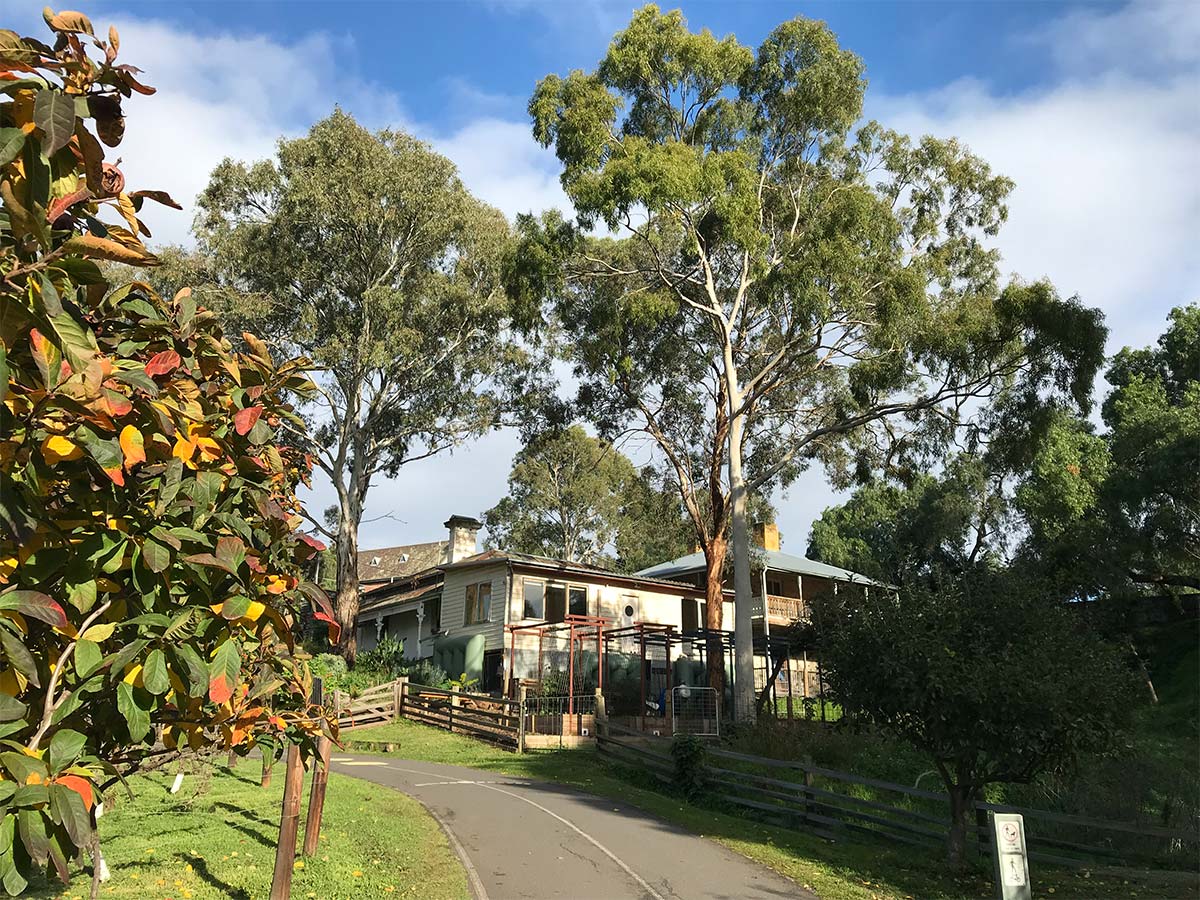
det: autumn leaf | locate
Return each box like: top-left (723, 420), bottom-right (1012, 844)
top-left (208, 639), bottom-right (240, 705)
top-left (233, 405), bottom-right (262, 436)
top-left (119, 424), bottom-right (145, 469)
top-left (53, 774), bottom-right (93, 811)
top-left (41, 434), bottom-right (82, 464)
top-left (144, 349), bottom-right (181, 377)
top-left (62, 233), bottom-right (157, 266)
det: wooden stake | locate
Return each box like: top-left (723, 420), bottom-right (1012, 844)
top-left (269, 744), bottom-right (304, 900)
top-left (261, 747), bottom-right (274, 788)
top-left (302, 736), bottom-right (332, 857)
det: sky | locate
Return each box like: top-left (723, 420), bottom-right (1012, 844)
top-left (10, 0), bottom-right (1197, 555)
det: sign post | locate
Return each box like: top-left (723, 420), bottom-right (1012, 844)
top-left (989, 812), bottom-right (1032, 900)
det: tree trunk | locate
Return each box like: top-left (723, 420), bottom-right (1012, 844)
top-left (334, 504), bottom-right (361, 664)
top-left (1130, 641), bottom-right (1159, 704)
top-left (703, 536), bottom-right (728, 697)
top-left (725, 401), bottom-right (756, 723)
top-left (946, 783), bottom-right (976, 869)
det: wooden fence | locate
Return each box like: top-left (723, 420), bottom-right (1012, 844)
top-left (596, 721), bottom-right (1199, 882)
top-left (330, 678), bottom-right (522, 750)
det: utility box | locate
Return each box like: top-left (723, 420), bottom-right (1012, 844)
top-left (989, 812), bottom-right (1032, 900)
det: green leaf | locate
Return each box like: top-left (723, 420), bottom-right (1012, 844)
top-left (116, 682), bottom-right (150, 742)
top-left (47, 309), bottom-right (97, 372)
top-left (16, 807), bottom-right (49, 865)
top-left (47, 729), bottom-right (85, 772)
top-left (0, 128), bottom-right (23, 167)
top-left (73, 639), bottom-right (101, 678)
top-left (0, 589), bottom-right (67, 627)
top-left (37, 275), bottom-right (61, 317)
top-left (157, 457), bottom-right (183, 512)
top-left (142, 648), bottom-right (169, 695)
top-left (141, 537), bottom-right (171, 574)
top-left (33, 89), bottom-right (75, 155)
top-left (220, 595), bottom-right (250, 620)
top-left (51, 256), bottom-right (106, 285)
top-left (0, 694), bottom-right (24, 724)
top-left (0, 627), bottom-right (39, 688)
top-left (169, 645), bottom-right (208, 698)
top-left (48, 784), bottom-right (90, 847)
top-left (111, 367), bottom-right (159, 396)
top-left (207, 639), bottom-right (241, 704)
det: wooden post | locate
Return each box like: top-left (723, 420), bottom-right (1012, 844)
top-left (594, 687), bottom-right (606, 738)
top-left (269, 744), bottom-right (304, 900)
top-left (260, 745), bottom-right (274, 788)
top-left (517, 684), bottom-right (527, 753)
top-left (392, 677), bottom-right (407, 721)
top-left (449, 688), bottom-right (457, 734)
top-left (302, 736), bottom-right (333, 857)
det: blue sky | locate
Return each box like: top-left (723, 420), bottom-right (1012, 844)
top-left (10, 0), bottom-right (1197, 554)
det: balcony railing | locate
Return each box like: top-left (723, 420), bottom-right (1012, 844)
top-left (752, 594), bottom-right (805, 623)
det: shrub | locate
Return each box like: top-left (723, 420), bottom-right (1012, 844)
top-left (399, 659), bottom-right (449, 688)
top-left (357, 636), bottom-right (407, 675)
top-left (310, 653), bottom-right (347, 679)
top-left (671, 734), bottom-right (708, 800)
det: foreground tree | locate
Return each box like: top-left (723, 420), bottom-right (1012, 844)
top-left (195, 113), bottom-right (529, 663)
top-left (820, 572), bottom-right (1134, 868)
top-left (0, 13), bottom-right (335, 893)
top-left (482, 425), bottom-right (689, 567)
top-left (528, 4), bottom-right (1105, 717)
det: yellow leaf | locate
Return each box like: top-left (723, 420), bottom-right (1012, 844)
top-left (83, 622), bottom-right (116, 642)
top-left (119, 424), bottom-right (146, 469)
top-left (173, 435), bottom-right (196, 464)
top-left (242, 601), bottom-right (266, 622)
top-left (122, 663), bottom-right (142, 686)
top-left (42, 434), bottom-right (83, 464)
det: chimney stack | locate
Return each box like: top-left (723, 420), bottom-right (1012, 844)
top-left (444, 515), bottom-right (482, 564)
top-left (752, 521), bottom-right (780, 552)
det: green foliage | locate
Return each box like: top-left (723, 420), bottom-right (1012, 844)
top-left (447, 672), bottom-right (480, 693)
top-left (671, 733), bottom-right (708, 800)
top-left (356, 636), bottom-right (408, 675)
top-left (192, 110), bottom-right (539, 660)
top-left (0, 12), bottom-right (337, 893)
top-left (398, 659), bottom-right (450, 690)
top-left (483, 425), bottom-right (691, 567)
top-left (309, 653), bottom-right (347, 680)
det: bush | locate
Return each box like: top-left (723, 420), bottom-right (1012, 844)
top-left (358, 636), bottom-right (407, 675)
top-left (671, 734), bottom-right (708, 800)
top-left (311, 653), bottom-right (347, 679)
top-left (398, 659), bottom-right (449, 689)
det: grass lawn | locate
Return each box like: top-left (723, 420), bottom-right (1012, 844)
top-left (347, 718), bottom-right (1197, 900)
top-left (28, 754), bottom-right (468, 900)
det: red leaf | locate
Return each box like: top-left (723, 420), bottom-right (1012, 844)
top-left (54, 775), bottom-right (94, 811)
top-left (233, 406), bottom-right (262, 436)
top-left (298, 534), bottom-right (327, 553)
top-left (0, 590), bottom-right (68, 628)
top-left (313, 608), bottom-right (341, 645)
top-left (103, 466), bottom-right (125, 487)
top-left (144, 349), bottom-right (181, 377)
top-left (208, 673), bottom-right (233, 705)
top-left (47, 187), bottom-right (93, 223)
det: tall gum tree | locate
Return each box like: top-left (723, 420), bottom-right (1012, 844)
top-left (195, 112), bottom-right (531, 662)
top-left (528, 5), bottom-right (1105, 718)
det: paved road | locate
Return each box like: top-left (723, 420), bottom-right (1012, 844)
top-left (330, 754), bottom-right (813, 900)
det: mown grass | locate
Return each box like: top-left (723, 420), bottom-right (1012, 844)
top-left (348, 717), bottom-right (1197, 899)
top-left (28, 754), bottom-right (468, 900)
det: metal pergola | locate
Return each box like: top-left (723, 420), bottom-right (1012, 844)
top-left (505, 614), bottom-right (609, 714)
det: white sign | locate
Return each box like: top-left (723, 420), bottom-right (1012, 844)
top-left (989, 812), bottom-right (1032, 900)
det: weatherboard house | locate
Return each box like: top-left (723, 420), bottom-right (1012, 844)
top-left (353, 515), bottom-right (876, 698)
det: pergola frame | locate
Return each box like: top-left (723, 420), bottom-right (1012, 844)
top-left (505, 613), bottom-right (609, 713)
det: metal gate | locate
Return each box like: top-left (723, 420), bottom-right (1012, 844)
top-left (672, 685), bottom-right (719, 737)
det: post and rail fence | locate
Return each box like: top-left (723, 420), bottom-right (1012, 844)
top-left (595, 721), bottom-right (1199, 884)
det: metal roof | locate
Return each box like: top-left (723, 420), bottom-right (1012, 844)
top-left (635, 548), bottom-right (882, 586)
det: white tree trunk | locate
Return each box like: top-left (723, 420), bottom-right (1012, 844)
top-left (724, 371), bottom-right (757, 723)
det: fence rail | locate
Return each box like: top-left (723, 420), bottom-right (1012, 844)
top-left (595, 721), bottom-right (1199, 879)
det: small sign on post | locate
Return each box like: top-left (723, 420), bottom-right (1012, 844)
top-left (989, 811), bottom-right (1032, 900)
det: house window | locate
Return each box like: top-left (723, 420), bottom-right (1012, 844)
top-left (523, 580), bottom-right (544, 619)
top-left (568, 586), bottom-right (588, 617)
top-left (546, 585), bottom-right (567, 623)
top-left (767, 576), bottom-right (784, 596)
top-left (464, 581), bottom-right (491, 625)
top-left (681, 598), bottom-right (698, 632)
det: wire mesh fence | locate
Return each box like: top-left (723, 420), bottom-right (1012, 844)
top-left (522, 693), bottom-right (598, 748)
top-left (672, 685), bottom-right (719, 737)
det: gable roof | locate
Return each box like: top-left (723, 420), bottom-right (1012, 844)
top-left (357, 541), bottom-right (447, 583)
top-left (635, 548), bottom-right (882, 586)
top-left (444, 549), bottom-right (706, 595)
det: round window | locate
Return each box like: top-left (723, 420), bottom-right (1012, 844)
top-left (624, 604), bottom-right (635, 618)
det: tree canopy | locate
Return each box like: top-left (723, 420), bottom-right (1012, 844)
top-left (482, 425), bottom-right (690, 568)
top-left (525, 4), bottom-right (1106, 717)
top-left (0, 12), bottom-right (334, 892)
top-left (193, 111), bottom-right (536, 661)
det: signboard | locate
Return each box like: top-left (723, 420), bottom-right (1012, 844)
top-left (989, 812), bottom-right (1032, 900)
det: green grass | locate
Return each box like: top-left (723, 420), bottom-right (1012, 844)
top-left (29, 754), bottom-right (468, 900)
top-left (347, 717), bottom-right (1197, 900)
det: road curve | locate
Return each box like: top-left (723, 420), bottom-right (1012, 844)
top-left (330, 754), bottom-right (814, 900)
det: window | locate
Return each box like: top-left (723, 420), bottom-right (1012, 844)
top-left (767, 576), bottom-right (784, 596)
top-left (681, 598), bottom-right (698, 632)
top-left (523, 580), bottom-right (544, 619)
top-left (464, 580), bottom-right (491, 625)
top-left (546, 585), bottom-right (566, 623)
top-left (568, 586), bottom-right (588, 617)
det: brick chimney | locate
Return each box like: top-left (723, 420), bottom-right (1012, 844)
top-left (752, 521), bottom-right (780, 552)
top-left (444, 515), bottom-right (482, 564)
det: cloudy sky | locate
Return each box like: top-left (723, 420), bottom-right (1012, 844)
top-left (12, 0), bottom-right (1197, 555)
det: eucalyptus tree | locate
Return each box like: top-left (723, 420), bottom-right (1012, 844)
top-left (195, 111), bottom-right (527, 662)
top-left (527, 5), bottom-right (1105, 717)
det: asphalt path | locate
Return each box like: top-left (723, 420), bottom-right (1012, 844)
top-left (330, 754), bottom-right (815, 900)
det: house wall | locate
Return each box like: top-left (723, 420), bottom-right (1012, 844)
top-left (441, 562), bottom-right (509, 651)
top-left (383, 609), bottom-right (422, 659)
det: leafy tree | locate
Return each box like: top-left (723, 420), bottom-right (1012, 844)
top-left (820, 572), bottom-right (1135, 868)
top-left (0, 12), bottom-right (335, 894)
top-left (482, 425), bottom-right (690, 567)
top-left (194, 112), bottom-right (531, 662)
top-left (527, 5), bottom-right (1104, 717)
top-left (613, 464), bottom-right (693, 573)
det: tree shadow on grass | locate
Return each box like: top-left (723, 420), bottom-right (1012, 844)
top-left (183, 852), bottom-right (251, 899)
